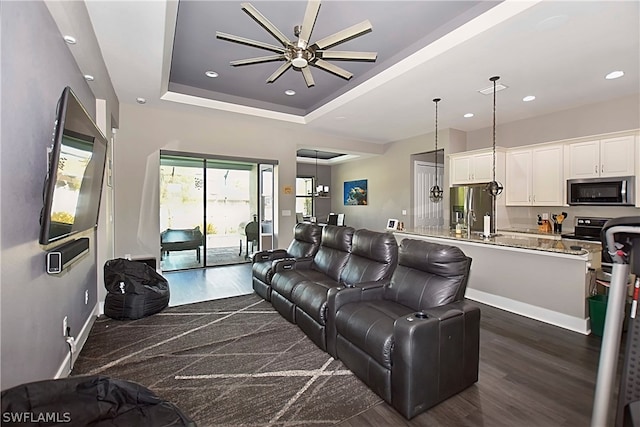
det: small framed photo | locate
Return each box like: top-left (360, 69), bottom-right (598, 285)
top-left (386, 218), bottom-right (399, 230)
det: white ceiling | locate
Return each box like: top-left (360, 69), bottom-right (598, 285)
top-left (84, 0), bottom-right (639, 146)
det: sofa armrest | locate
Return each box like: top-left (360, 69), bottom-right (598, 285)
top-left (391, 301), bottom-right (480, 419)
top-left (325, 281), bottom-right (387, 357)
top-left (252, 249), bottom-right (289, 263)
top-left (272, 257), bottom-right (314, 273)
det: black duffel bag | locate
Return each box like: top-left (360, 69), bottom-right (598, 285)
top-left (1, 375), bottom-right (196, 426)
top-left (104, 258), bottom-right (170, 320)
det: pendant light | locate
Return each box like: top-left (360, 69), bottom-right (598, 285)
top-left (486, 76), bottom-right (504, 197)
top-left (429, 98), bottom-right (443, 202)
top-left (314, 150), bottom-right (319, 196)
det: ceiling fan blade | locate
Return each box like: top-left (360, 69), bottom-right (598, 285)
top-left (312, 20), bottom-right (372, 50)
top-left (266, 61), bottom-right (292, 83)
top-left (216, 32), bottom-right (285, 53)
top-left (230, 54), bottom-right (286, 66)
top-left (301, 66), bottom-right (315, 87)
top-left (311, 59), bottom-right (353, 80)
top-left (315, 50), bottom-right (377, 61)
top-left (297, 0), bottom-right (321, 49)
top-left (241, 3), bottom-right (291, 47)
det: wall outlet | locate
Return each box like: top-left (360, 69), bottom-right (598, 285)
top-left (124, 254), bottom-right (131, 260)
top-left (84, 290), bottom-right (89, 305)
top-left (62, 316), bottom-right (68, 337)
top-left (402, 209), bottom-right (407, 216)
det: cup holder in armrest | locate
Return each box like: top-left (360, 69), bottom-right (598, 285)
top-left (414, 312), bottom-right (428, 319)
top-left (343, 282), bottom-right (355, 288)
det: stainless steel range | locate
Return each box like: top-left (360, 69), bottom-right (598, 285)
top-left (562, 216), bottom-right (612, 271)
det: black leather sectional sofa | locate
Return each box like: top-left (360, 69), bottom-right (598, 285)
top-left (251, 223), bottom-right (480, 419)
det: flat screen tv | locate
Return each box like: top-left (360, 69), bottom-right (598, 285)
top-left (39, 86), bottom-right (108, 246)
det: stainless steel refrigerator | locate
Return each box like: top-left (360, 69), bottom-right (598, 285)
top-left (450, 184), bottom-right (495, 233)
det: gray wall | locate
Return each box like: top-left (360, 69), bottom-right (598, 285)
top-left (0, 1), bottom-right (104, 390)
top-left (331, 129), bottom-right (456, 231)
top-left (465, 95), bottom-right (640, 151)
top-left (112, 102), bottom-right (374, 260)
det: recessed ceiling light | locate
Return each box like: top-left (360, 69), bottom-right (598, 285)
top-left (63, 35), bottom-right (76, 45)
top-left (285, 90), bottom-right (296, 96)
top-left (136, 97), bottom-right (146, 104)
top-left (205, 70), bottom-right (218, 78)
top-left (463, 113), bottom-right (474, 118)
top-left (605, 70), bottom-right (624, 80)
top-left (84, 75), bottom-right (94, 81)
top-left (335, 116), bottom-right (346, 120)
top-left (523, 95), bottom-right (536, 102)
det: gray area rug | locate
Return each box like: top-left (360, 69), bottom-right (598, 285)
top-left (72, 294), bottom-right (382, 426)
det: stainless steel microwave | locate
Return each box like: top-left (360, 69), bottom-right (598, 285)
top-left (567, 176), bottom-right (635, 206)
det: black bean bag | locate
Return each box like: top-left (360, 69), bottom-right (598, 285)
top-left (1, 375), bottom-right (195, 426)
top-left (104, 258), bottom-right (170, 320)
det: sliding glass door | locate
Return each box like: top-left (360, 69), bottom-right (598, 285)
top-left (159, 156), bottom-right (205, 270)
top-left (160, 152), bottom-right (275, 271)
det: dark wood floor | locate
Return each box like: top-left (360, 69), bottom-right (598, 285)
top-left (163, 263), bottom-right (253, 306)
top-left (339, 302), bottom-right (621, 427)
top-left (163, 264), bottom-right (622, 426)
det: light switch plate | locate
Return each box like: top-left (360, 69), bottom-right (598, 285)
top-left (282, 210), bottom-right (291, 216)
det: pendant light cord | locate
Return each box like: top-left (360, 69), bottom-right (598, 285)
top-left (434, 98), bottom-right (439, 187)
top-left (315, 150), bottom-right (318, 195)
top-left (491, 76), bottom-right (498, 182)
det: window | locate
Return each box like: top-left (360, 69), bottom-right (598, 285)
top-left (296, 177), bottom-right (314, 218)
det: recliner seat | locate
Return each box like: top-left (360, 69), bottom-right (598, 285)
top-left (270, 225), bottom-right (355, 323)
top-left (251, 222), bottom-right (322, 301)
top-left (293, 228), bottom-right (398, 351)
top-left (327, 238), bottom-right (480, 419)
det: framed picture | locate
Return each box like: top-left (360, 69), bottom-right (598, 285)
top-left (344, 179), bottom-right (368, 205)
top-left (386, 218), bottom-right (399, 230)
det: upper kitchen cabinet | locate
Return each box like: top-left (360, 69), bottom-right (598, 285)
top-left (565, 135), bottom-right (635, 179)
top-left (450, 149), bottom-right (505, 185)
top-left (506, 144), bottom-right (564, 206)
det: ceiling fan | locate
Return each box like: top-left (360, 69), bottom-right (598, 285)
top-left (216, 1), bottom-right (377, 87)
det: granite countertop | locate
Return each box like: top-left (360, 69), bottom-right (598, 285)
top-left (395, 227), bottom-right (602, 256)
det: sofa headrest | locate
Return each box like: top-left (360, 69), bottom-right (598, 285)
top-left (320, 225), bottom-right (355, 253)
top-left (293, 222), bottom-right (322, 244)
top-left (352, 229), bottom-right (398, 265)
top-left (398, 238), bottom-right (470, 278)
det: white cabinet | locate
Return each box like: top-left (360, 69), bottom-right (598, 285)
top-left (566, 135), bottom-right (635, 179)
top-left (450, 150), bottom-right (504, 185)
top-left (506, 144), bottom-right (564, 206)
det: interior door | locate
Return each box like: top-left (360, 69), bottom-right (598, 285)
top-left (414, 160), bottom-right (444, 227)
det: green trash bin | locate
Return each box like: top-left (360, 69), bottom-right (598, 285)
top-left (588, 294), bottom-right (608, 337)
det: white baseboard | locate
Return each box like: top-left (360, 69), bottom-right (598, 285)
top-left (55, 303), bottom-right (99, 379)
top-left (465, 288), bottom-right (591, 335)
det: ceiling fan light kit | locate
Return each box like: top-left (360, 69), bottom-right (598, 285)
top-left (216, 0), bottom-right (377, 87)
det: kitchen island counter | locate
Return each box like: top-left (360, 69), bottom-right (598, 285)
top-left (397, 227), bottom-right (602, 258)
top-left (394, 228), bottom-right (600, 335)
